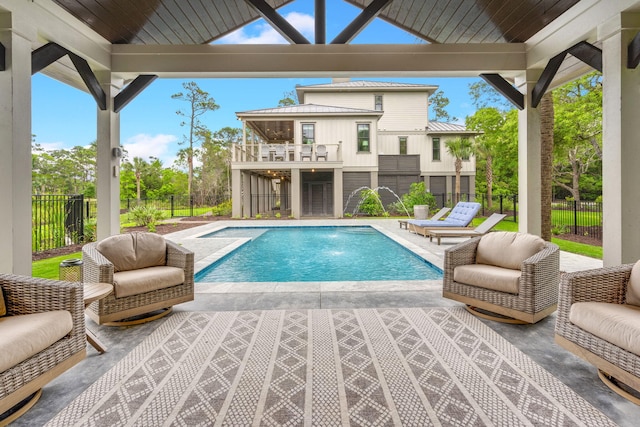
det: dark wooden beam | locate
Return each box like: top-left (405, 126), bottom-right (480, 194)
top-left (532, 51), bottom-right (565, 108)
top-left (68, 52), bottom-right (107, 110)
top-left (245, 0), bottom-right (310, 44)
top-left (331, 0), bottom-right (391, 44)
top-left (0, 42), bottom-right (5, 71)
top-left (114, 75), bottom-right (158, 113)
top-left (567, 41), bottom-right (602, 72)
top-left (315, 0), bottom-right (326, 44)
top-left (32, 42), bottom-right (69, 75)
top-left (628, 32), bottom-right (640, 68)
top-left (480, 73), bottom-right (524, 110)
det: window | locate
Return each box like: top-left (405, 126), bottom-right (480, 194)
top-left (302, 123), bottom-right (315, 144)
top-left (374, 95), bottom-right (383, 111)
top-left (432, 137), bottom-right (441, 161)
top-left (399, 136), bottom-right (407, 155)
top-left (357, 124), bottom-right (370, 152)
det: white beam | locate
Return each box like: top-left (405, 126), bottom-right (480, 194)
top-left (111, 43), bottom-right (526, 79)
top-left (0, 0), bottom-right (111, 69)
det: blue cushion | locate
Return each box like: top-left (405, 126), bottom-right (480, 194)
top-left (408, 202), bottom-right (480, 227)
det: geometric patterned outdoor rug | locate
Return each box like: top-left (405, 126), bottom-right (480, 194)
top-left (47, 307), bottom-right (615, 426)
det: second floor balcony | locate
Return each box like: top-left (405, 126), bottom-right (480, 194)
top-left (232, 142), bottom-right (342, 164)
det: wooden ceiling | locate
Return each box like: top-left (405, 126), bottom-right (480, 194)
top-left (52, 0), bottom-right (580, 45)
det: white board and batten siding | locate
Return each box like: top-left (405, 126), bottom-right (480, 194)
top-left (304, 91), bottom-right (429, 132)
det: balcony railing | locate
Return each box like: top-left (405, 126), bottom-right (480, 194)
top-left (232, 142), bottom-right (342, 163)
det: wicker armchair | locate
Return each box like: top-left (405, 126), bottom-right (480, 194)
top-left (0, 274), bottom-right (86, 423)
top-left (555, 264), bottom-right (640, 403)
top-left (443, 231), bottom-right (560, 324)
top-left (82, 233), bottom-right (194, 325)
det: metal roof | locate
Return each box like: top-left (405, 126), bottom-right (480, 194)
top-left (426, 121), bottom-right (475, 133)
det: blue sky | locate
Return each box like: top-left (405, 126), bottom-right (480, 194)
top-left (32, 0), bottom-right (480, 166)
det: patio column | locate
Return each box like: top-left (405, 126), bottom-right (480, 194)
top-left (231, 168), bottom-right (242, 217)
top-left (96, 73), bottom-right (122, 241)
top-left (516, 70), bottom-right (543, 236)
top-left (600, 13), bottom-right (640, 265)
top-left (0, 14), bottom-right (34, 274)
top-left (290, 168), bottom-right (301, 219)
top-left (334, 167), bottom-right (343, 218)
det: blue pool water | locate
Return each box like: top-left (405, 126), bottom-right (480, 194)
top-left (195, 226), bottom-right (442, 282)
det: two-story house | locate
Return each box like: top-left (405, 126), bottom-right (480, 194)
top-left (231, 79), bottom-right (477, 218)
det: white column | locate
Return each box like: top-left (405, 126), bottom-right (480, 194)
top-left (96, 73), bottom-right (122, 241)
top-left (600, 13), bottom-right (640, 265)
top-left (231, 168), bottom-right (242, 217)
top-left (291, 168), bottom-right (301, 219)
top-left (0, 14), bottom-right (34, 274)
top-left (333, 168), bottom-right (343, 218)
top-left (516, 70), bottom-right (543, 236)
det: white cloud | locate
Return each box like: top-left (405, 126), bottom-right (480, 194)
top-left (216, 12), bottom-right (314, 44)
top-left (35, 141), bottom-right (68, 151)
top-left (122, 134), bottom-right (177, 165)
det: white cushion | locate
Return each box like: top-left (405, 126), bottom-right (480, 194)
top-left (476, 232), bottom-right (545, 270)
top-left (113, 266), bottom-right (185, 298)
top-left (97, 232), bottom-right (166, 272)
top-left (570, 302), bottom-right (640, 356)
top-left (454, 264), bottom-right (521, 294)
top-left (625, 260), bottom-right (640, 307)
top-left (0, 311), bottom-right (73, 372)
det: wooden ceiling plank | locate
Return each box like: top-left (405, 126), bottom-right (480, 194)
top-left (190, 0), bottom-right (222, 39)
top-left (106, 0), bottom-right (170, 44)
top-left (403, 1), bottom-right (439, 42)
top-left (477, 0), bottom-right (531, 43)
top-left (212, 1), bottom-right (238, 34)
top-left (419, 0), bottom-right (449, 41)
top-left (394, 0), bottom-right (418, 24)
top-left (331, 0), bottom-right (393, 44)
top-left (438, 0), bottom-right (476, 43)
top-left (245, 0), bottom-right (310, 44)
top-left (155, 1), bottom-right (198, 44)
top-left (451, 0), bottom-right (499, 43)
top-left (225, 0), bottom-right (250, 27)
top-left (173, 1), bottom-right (211, 43)
top-left (430, 0), bottom-right (465, 42)
top-left (469, 0), bottom-right (511, 43)
top-left (92, 0), bottom-right (145, 43)
top-left (509, 0), bottom-right (579, 44)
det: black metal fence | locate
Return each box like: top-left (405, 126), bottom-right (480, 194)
top-left (119, 195), bottom-right (224, 218)
top-left (551, 199), bottom-right (602, 241)
top-left (33, 194), bottom-right (85, 252)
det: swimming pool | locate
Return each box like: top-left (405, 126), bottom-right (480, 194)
top-left (195, 226), bottom-right (442, 282)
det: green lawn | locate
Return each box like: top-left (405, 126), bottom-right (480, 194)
top-left (33, 251), bottom-right (82, 279)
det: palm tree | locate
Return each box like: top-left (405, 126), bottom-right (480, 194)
top-left (132, 157), bottom-right (147, 202)
top-left (474, 138), bottom-right (496, 209)
top-left (445, 137), bottom-right (474, 203)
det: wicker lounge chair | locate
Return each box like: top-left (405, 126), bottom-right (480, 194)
top-left (82, 232), bottom-right (194, 325)
top-left (408, 202), bottom-right (481, 237)
top-left (427, 213), bottom-right (507, 245)
top-left (443, 231), bottom-right (560, 324)
top-left (0, 274), bottom-right (86, 424)
top-left (555, 262), bottom-right (640, 404)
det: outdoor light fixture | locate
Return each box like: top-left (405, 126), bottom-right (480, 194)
top-left (112, 147), bottom-right (122, 158)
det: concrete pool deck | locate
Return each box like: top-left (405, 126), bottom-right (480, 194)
top-left (18, 218), bottom-right (638, 427)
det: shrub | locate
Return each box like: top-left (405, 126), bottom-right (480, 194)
top-left (359, 189), bottom-right (385, 216)
top-left (392, 182), bottom-right (437, 214)
top-left (211, 200), bottom-right (232, 216)
top-left (129, 206), bottom-right (165, 232)
top-left (83, 218), bottom-right (97, 242)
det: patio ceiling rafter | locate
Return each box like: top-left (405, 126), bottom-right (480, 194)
top-left (113, 74), bottom-right (158, 113)
top-left (0, 42), bottom-right (5, 71)
top-left (532, 41), bottom-right (602, 108)
top-left (628, 31), bottom-right (640, 68)
top-left (245, 0), bottom-right (310, 44)
top-left (331, 0), bottom-right (392, 44)
top-left (479, 73), bottom-right (524, 110)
